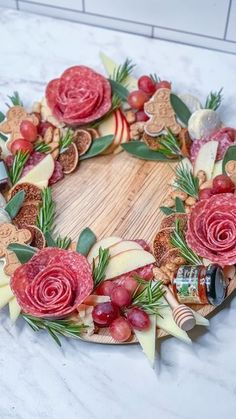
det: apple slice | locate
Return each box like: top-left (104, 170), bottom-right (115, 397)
top-left (9, 298), bottom-right (21, 322)
top-left (87, 236), bottom-right (122, 263)
top-left (102, 109), bottom-right (124, 154)
top-left (104, 249), bottom-right (155, 280)
top-left (0, 285), bottom-right (14, 309)
top-left (94, 240), bottom-right (142, 264)
top-left (17, 154), bottom-right (55, 187)
top-left (83, 295), bottom-right (110, 306)
top-left (114, 112), bottom-right (130, 154)
top-left (193, 141), bottom-right (218, 180)
top-left (134, 314), bottom-right (156, 366)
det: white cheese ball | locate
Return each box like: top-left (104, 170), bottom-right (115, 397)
top-left (188, 109), bottom-right (221, 140)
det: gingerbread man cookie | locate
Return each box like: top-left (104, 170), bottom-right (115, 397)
top-left (0, 223), bottom-right (32, 275)
top-left (0, 106), bottom-right (38, 150)
top-left (144, 88), bottom-right (181, 136)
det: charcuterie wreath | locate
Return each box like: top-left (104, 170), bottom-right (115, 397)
top-left (0, 53), bottom-right (235, 366)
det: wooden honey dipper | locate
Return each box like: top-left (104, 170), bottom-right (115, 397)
top-left (162, 285), bottom-right (196, 331)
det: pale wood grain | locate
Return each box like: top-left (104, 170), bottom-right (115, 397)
top-left (53, 151), bottom-right (236, 344)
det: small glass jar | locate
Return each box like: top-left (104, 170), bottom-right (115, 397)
top-left (172, 264), bottom-right (227, 306)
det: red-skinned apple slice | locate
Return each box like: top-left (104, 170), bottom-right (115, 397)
top-left (114, 112), bottom-right (130, 154)
top-left (103, 109), bottom-right (124, 154)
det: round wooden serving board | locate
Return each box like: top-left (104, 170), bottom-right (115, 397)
top-left (53, 152), bottom-right (236, 344)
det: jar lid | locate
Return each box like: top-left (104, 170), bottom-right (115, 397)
top-left (205, 264), bottom-right (227, 306)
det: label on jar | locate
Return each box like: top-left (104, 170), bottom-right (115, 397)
top-left (173, 265), bottom-right (207, 304)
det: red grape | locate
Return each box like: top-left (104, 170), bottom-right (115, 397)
top-left (96, 280), bottom-right (115, 296)
top-left (212, 174), bottom-right (235, 194)
top-left (155, 80), bottom-right (171, 90)
top-left (38, 121), bottom-right (55, 137)
top-left (127, 307), bottom-right (150, 331)
top-left (135, 110), bottom-right (149, 122)
top-left (122, 277), bottom-right (138, 294)
top-left (92, 302), bottom-right (119, 326)
top-left (110, 285), bottom-right (131, 308)
top-left (109, 317), bottom-right (132, 342)
top-left (10, 139), bottom-right (33, 155)
top-left (198, 188), bottom-right (214, 200)
top-left (20, 120), bottom-right (38, 142)
top-left (138, 75), bottom-right (156, 95)
top-left (127, 90), bottom-right (149, 110)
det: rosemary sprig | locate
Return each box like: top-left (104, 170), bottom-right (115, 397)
top-left (111, 58), bottom-right (135, 84)
top-left (158, 129), bottom-right (182, 157)
top-left (171, 219), bottom-right (202, 265)
top-left (59, 129), bottom-right (73, 154)
top-left (131, 280), bottom-right (165, 315)
top-left (56, 235), bottom-right (72, 250)
top-left (36, 187), bottom-right (56, 234)
top-left (34, 142), bottom-right (51, 153)
top-left (205, 88), bottom-right (223, 111)
top-left (9, 151), bottom-right (29, 185)
top-left (173, 162), bottom-right (199, 198)
top-left (149, 73), bottom-right (160, 83)
top-left (6, 91), bottom-right (23, 107)
top-left (22, 314), bottom-right (87, 347)
top-left (92, 247), bottom-right (110, 288)
top-left (111, 93), bottom-right (122, 111)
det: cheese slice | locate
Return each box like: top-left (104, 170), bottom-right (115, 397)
top-left (191, 309), bottom-right (209, 327)
top-left (157, 303), bottom-right (192, 344)
top-left (17, 154), bottom-right (55, 187)
top-left (100, 52), bottom-right (138, 91)
top-left (9, 298), bottom-right (21, 322)
top-left (0, 285), bottom-right (14, 309)
top-left (212, 159), bottom-right (223, 178)
top-left (0, 259), bottom-right (10, 287)
top-left (193, 141), bottom-right (218, 180)
top-left (135, 315), bottom-right (156, 366)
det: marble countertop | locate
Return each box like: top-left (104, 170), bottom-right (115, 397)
top-left (1, 8), bottom-right (236, 419)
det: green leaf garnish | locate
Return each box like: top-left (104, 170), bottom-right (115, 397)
top-left (222, 145), bottom-right (236, 174)
top-left (44, 231), bottom-right (57, 247)
top-left (0, 133), bottom-right (8, 141)
top-left (36, 187), bottom-right (56, 234)
top-left (6, 91), bottom-right (23, 107)
top-left (7, 243), bottom-right (37, 263)
top-left (80, 135), bottom-right (114, 160)
top-left (92, 247), bottom-right (110, 288)
top-left (170, 93), bottom-right (191, 126)
top-left (56, 236), bottom-right (71, 250)
top-left (34, 142), bottom-right (51, 153)
top-left (59, 129), bottom-right (73, 154)
top-left (175, 197), bottom-right (186, 213)
top-left (205, 88), bottom-right (223, 111)
top-left (171, 219), bottom-right (202, 265)
top-left (9, 151), bottom-right (29, 185)
top-left (122, 141), bottom-right (180, 161)
top-left (109, 79), bottom-right (129, 102)
top-left (160, 206), bottom-right (176, 216)
top-left (5, 190), bottom-right (25, 219)
top-left (173, 162), bottom-right (199, 198)
top-left (0, 111), bottom-right (5, 122)
top-left (22, 314), bottom-right (87, 347)
top-left (131, 280), bottom-right (165, 314)
top-left (76, 227), bottom-right (97, 256)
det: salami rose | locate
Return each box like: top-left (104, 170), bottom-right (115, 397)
top-left (10, 248), bottom-right (93, 318)
top-left (186, 193), bottom-right (236, 266)
top-left (45, 66), bottom-right (112, 125)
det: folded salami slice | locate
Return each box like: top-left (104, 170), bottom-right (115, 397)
top-left (10, 248), bottom-right (93, 318)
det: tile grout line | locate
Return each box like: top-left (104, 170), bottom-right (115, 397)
top-left (82, 0), bottom-right (85, 13)
top-left (224, 0), bottom-right (232, 40)
top-left (17, 0), bottom-right (231, 41)
top-left (16, 0), bottom-right (19, 9)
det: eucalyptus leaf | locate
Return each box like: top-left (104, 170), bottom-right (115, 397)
top-left (8, 243), bottom-right (37, 264)
top-left (109, 79), bottom-right (129, 102)
top-left (222, 145), bottom-right (236, 174)
top-left (44, 231), bottom-right (57, 247)
top-left (160, 206), bottom-right (176, 216)
top-left (170, 93), bottom-right (191, 126)
top-left (80, 135), bottom-right (114, 160)
top-left (5, 190), bottom-right (25, 219)
top-left (122, 141), bottom-right (179, 161)
top-left (76, 227), bottom-right (97, 256)
top-left (0, 133), bottom-right (7, 141)
top-left (0, 111), bottom-right (5, 122)
top-left (175, 197), bottom-right (186, 213)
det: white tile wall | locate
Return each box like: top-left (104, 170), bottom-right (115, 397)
top-left (226, 0), bottom-right (236, 41)
top-left (2, 0), bottom-right (236, 54)
top-left (85, 0), bottom-right (230, 38)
